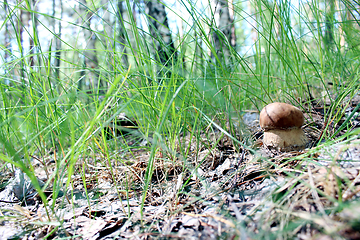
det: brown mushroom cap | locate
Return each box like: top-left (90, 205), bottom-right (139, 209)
top-left (259, 102), bottom-right (304, 130)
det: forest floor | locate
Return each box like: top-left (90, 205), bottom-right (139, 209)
top-left (0, 98), bottom-right (360, 240)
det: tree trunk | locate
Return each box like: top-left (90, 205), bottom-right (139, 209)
top-left (228, 0), bottom-right (236, 49)
top-left (26, 8), bottom-right (35, 68)
top-left (52, 0), bottom-right (63, 80)
top-left (4, 0), bottom-right (10, 69)
top-left (211, 0), bottom-right (235, 66)
top-left (79, 0), bottom-right (104, 95)
top-left (193, 11), bottom-right (204, 75)
top-left (145, 0), bottom-right (176, 67)
top-left (17, 0), bottom-right (27, 88)
top-left (342, 0), bottom-right (359, 50)
top-left (3, 0), bottom-right (14, 98)
top-left (116, 0), bottom-right (128, 67)
top-left (102, 0), bottom-right (113, 68)
top-left (324, 0), bottom-right (335, 51)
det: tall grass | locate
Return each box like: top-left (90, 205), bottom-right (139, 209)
top-left (0, 0), bottom-right (360, 237)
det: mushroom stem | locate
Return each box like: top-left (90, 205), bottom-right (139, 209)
top-left (263, 128), bottom-right (308, 151)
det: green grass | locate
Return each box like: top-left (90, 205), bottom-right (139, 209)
top-left (0, 0), bottom-right (360, 238)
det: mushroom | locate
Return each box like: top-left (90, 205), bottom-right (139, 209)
top-left (259, 102), bottom-right (308, 151)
